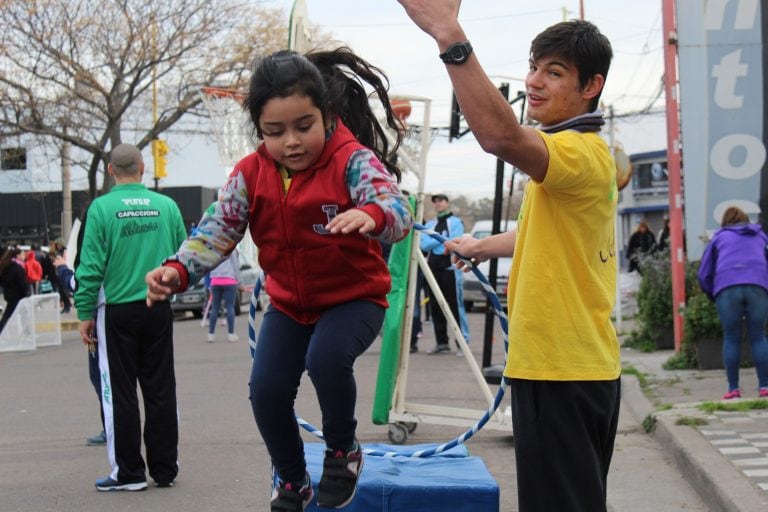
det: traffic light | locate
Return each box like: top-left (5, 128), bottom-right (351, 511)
top-left (152, 139), bottom-right (168, 179)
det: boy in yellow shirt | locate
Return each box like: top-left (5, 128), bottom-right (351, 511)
top-left (399, 2), bottom-right (620, 511)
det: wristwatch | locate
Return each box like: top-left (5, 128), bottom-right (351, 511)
top-left (439, 42), bottom-right (473, 65)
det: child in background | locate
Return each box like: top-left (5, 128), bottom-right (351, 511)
top-left (207, 245), bottom-right (240, 343)
top-left (24, 249), bottom-right (43, 294)
top-left (146, 47), bottom-right (412, 511)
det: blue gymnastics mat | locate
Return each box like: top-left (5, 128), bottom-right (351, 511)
top-left (303, 442), bottom-right (499, 512)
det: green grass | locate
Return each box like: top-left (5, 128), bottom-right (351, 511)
top-left (675, 416), bottom-right (709, 427)
top-left (662, 352), bottom-right (689, 370)
top-left (622, 365), bottom-right (649, 388)
top-left (642, 414), bottom-right (656, 433)
top-left (698, 399), bottom-right (768, 414)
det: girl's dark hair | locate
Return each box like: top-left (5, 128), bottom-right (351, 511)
top-left (721, 206), bottom-right (749, 227)
top-left (530, 19), bottom-right (612, 112)
top-left (0, 245), bottom-right (17, 272)
top-left (244, 47), bottom-right (403, 181)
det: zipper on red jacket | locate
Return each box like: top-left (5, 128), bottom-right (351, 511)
top-left (279, 170), bottom-right (308, 313)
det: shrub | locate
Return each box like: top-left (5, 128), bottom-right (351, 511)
top-left (627, 254), bottom-right (712, 370)
top-left (675, 260), bottom-right (722, 368)
top-left (636, 252), bottom-right (673, 328)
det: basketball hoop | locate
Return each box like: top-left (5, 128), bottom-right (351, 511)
top-left (392, 99), bottom-right (412, 128)
top-left (199, 86), bottom-right (258, 169)
top-left (370, 95), bottom-right (431, 185)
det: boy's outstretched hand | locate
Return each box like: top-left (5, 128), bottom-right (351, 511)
top-left (397, 0), bottom-right (462, 40)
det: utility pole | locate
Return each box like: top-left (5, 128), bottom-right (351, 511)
top-left (662, 0), bottom-right (685, 351)
top-left (563, 2), bottom-right (584, 21)
top-left (151, 17), bottom-right (160, 191)
top-left (61, 139), bottom-right (72, 242)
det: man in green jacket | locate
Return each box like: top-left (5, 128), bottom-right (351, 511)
top-left (74, 143), bottom-right (187, 491)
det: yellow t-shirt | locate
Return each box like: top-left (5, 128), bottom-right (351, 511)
top-left (503, 129), bottom-right (621, 381)
top-left (279, 165), bottom-right (292, 195)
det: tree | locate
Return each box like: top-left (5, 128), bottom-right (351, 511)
top-left (0, 0), bottom-right (288, 198)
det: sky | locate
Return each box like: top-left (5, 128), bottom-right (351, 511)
top-left (15, 1), bottom-right (669, 200)
top-left (196, 0), bottom-right (668, 199)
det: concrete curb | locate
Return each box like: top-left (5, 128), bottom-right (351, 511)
top-left (622, 375), bottom-right (768, 512)
top-left (61, 320), bottom-right (78, 331)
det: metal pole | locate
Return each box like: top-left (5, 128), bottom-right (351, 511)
top-left (662, 0), bottom-right (685, 351)
top-left (152, 17), bottom-right (159, 191)
top-left (61, 139), bottom-right (72, 242)
top-left (481, 84), bottom-right (509, 373)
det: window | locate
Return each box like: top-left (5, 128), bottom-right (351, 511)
top-left (632, 159), bottom-right (668, 197)
top-left (1, 147), bottom-right (27, 170)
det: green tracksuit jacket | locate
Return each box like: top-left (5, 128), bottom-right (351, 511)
top-left (74, 183), bottom-right (187, 321)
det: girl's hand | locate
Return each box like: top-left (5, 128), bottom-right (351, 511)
top-left (145, 266), bottom-right (181, 306)
top-left (326, 209), bottom-right (376, 235)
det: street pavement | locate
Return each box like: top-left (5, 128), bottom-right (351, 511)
top-left (1, 303), bottom-right (726, 512)
top-left (621, 345), bottom-right (768, 512)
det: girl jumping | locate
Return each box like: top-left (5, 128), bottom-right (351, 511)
top-left (146, 47), bottom-right (412, 511)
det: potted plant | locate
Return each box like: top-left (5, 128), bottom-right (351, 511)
top-left (681, 262), bottom-right (753, 370)
top-left (681, 292), bottom-right (723, 369)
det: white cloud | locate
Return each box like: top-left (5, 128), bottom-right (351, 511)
top-left (168, 2), bottom-right (669, 199)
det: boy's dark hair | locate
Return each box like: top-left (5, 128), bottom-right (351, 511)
top-left (244, 47), bottom-right (403, 181)
top-left (530, 19), bottom-right (612, 112)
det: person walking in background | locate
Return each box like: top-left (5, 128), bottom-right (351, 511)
top-left (75, 143), bottom-right (187, 491)
top-left (420, 193), bottom-right (465, 355)
top-left (207, 241), bottom-right (240, 343)
top-left (24, 248), bottom-right (43, 295)
top-left (0, 246), bottom-right (29, 333)
top-left (54, 251), bottom-right (106, 446)
top-left (50, 240), bottom-right (73, 314)
top-left (697, 206), bottom-right (768, 400)
top-left (399, 2), bottom-right (621, 510)
top-left (626, 220), bottom-right (656, 273)
top-left (145, 48), bottom-right (412, 512)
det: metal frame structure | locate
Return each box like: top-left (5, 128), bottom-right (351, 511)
top-left (382, 96), bottom-right (512, 443)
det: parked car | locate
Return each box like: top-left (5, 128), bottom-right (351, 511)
top-left (237, 251), bottom-right (269, 312)
top-left (170, 277), bottom-right (210, 319)
top-left (462, 219), bottom-right (516, 311)
top-left (171, 251), bottom-right (267, 319)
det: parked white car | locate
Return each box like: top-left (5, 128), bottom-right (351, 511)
top-left (462, 219), bottom-right (516, 311)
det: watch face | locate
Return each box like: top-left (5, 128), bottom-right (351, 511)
top-left (450, 46), bottom-right (467, 62)
top-left (441, 42), bottom-right (472, 64)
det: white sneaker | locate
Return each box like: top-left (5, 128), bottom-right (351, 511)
top-left (207, 333), bottom-right (215, 343)
top-left (227, 333), bottom-right (239, 342)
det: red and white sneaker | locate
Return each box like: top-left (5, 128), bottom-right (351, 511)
top-left (759, 388), bottom-right (768, 398)
top-left (318, 441), bottom-right (363, 508)
top-left (270, 473), bottom-right (313, 512)
top-left (722, 389), bottom-right (741, 400)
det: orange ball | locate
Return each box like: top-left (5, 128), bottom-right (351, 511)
top-left (392, 99), bottom-right (412, 121)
